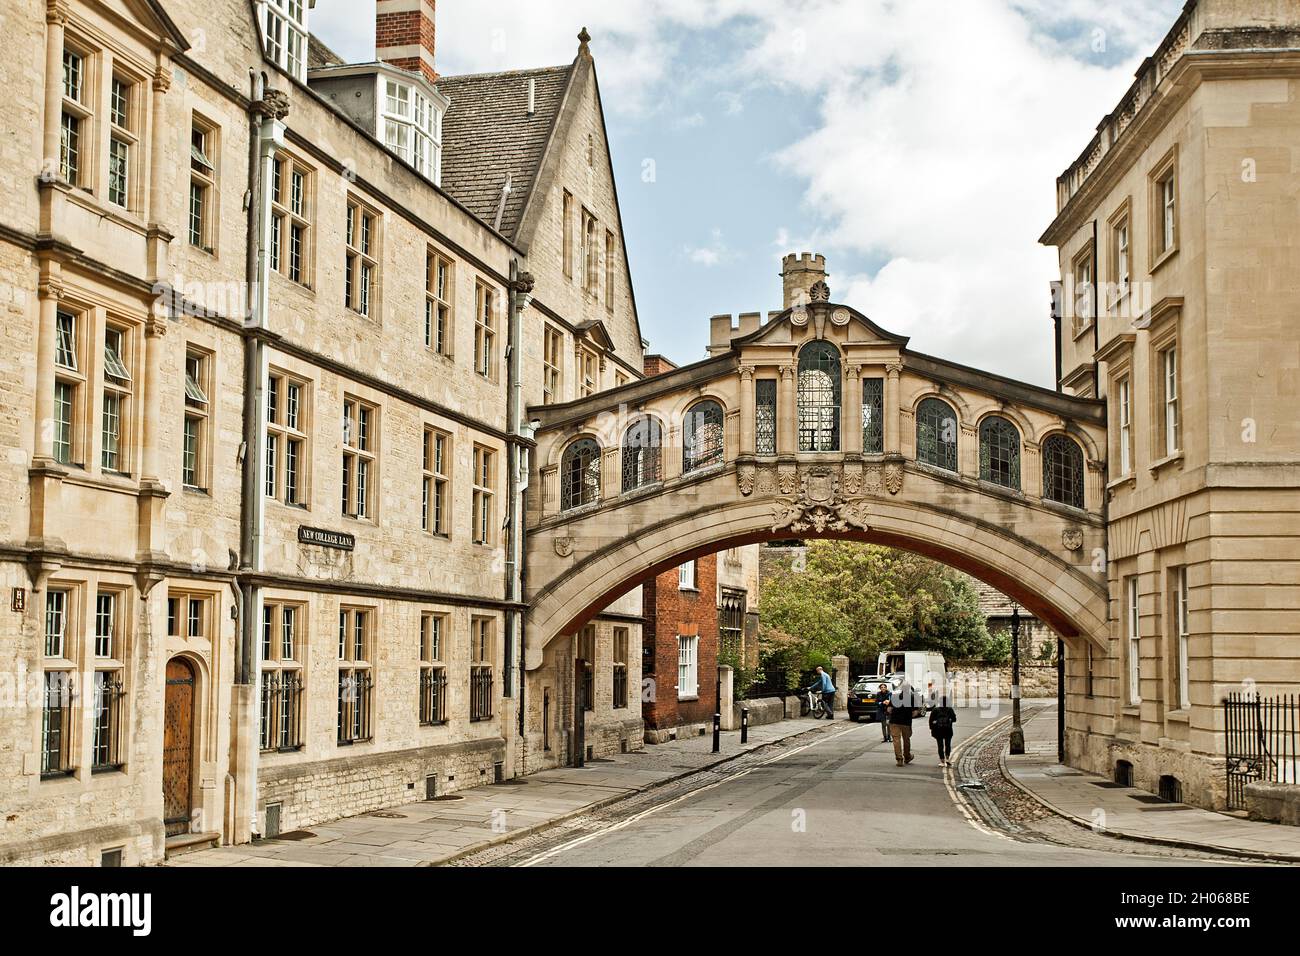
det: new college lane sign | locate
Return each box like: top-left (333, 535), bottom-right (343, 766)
top-left (298, 526), bottom-right (355, 551)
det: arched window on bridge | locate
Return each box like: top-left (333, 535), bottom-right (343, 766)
top-left (916, 397), bottom-right (958, 472)
top-left (560, 438), bottom-right (601, 511)
top-left (1042, 433), bottom-right (1085, 509)
top-left (797, 341), bottom-right (841, 452)
top-left (622, 416), bottom-right (662, 492)
top-left (683, 400), bottom-right (725, 474)
top-left (978, 415), bottom-right (1021, 490)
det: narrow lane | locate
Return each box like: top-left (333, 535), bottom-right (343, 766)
top-left (514, 709), bottom-right (1225, 867)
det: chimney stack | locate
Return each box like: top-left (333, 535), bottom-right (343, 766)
top-left (376, 0), bottom-right (438, 85)
top-left (780, 252), bottom-right (828, 309)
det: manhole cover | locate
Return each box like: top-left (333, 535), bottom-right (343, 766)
top-left (1090, 781), bottom-right (1126, 788)
top-left (369, 811), bottom-right (407, 819)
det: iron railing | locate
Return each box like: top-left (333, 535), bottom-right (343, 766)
top-left (337, 669), bottom-right (373, 744)
top-left (91, 671), bottom-right (125, 771)
top-left (261, 670), bottom-right (303, 752)
top-left (613, 664), bottom-right (628, 710)
top-left (1224, 693), bottom-right (1299, 809)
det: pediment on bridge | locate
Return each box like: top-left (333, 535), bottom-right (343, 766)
top-left (573, 319), bottom-right (617, 353)
top-left (730, 302), bottom-right (910, 352)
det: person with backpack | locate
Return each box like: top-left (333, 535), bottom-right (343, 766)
top-left (929, 694), bottom-right (957, 766)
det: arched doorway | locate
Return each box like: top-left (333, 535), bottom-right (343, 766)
top-left (163, 657), bottom-right (196, 837)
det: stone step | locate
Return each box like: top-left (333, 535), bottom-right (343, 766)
top-left (164, 831), bottom-right (220, 859)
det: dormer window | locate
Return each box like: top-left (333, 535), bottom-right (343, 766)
top-left (261, 0), bottom-right (307, 82)
top-left (381, 77), bottom-right (442, 184)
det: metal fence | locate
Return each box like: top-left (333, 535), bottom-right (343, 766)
top-left (1224, 693), bottom-right (1300, 809)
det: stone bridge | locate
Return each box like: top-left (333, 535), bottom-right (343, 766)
top-left (523, 295), bottom-right (1109, 670)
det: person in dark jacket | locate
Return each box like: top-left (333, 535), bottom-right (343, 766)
top-left (928, 695), bottom-right (957, 766)
top-left (874, 683), bottom-right (891, 742)
top-left (888, 680), bottom-right (917, 766)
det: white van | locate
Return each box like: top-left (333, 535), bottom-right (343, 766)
top-left (877, 650), bottom-right (948, 707)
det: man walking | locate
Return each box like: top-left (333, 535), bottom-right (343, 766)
top-left (810, 665), bottom-right (837, 720)
top-left (928, 694), bottom-right (957, 766)
top-left (888, 679), bottom-right (917, 766)
top-left (874, 682), bottom-right (891, 742)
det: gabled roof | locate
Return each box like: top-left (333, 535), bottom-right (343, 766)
top-left (436, 64), bottom-right (574, 240)
top-left (574, 320), bottom-right (616, 353)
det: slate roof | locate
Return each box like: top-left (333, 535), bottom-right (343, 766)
top-left (436, 65), bottom-right (574, 240)
top-left (308, 33), bottom-right (346, 70)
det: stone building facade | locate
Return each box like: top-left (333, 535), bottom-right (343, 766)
top-left (1, 0), bottom-right (644, 865)
top-left (1043, 0), bottom-right (1300, 807)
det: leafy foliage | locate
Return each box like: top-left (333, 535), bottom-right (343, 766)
top-left (757, 541), bottom-right (1000, 670)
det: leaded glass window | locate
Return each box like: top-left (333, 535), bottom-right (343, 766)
top-left (622, 417), bottom-right (662, 492)
top-left (797, 342), bottom-right (841, 452)
top-left (683, 401), bottom-right (724, 473)
top-left (1042, 434), bottom-right (1084, 509)
top-left (755, 379), bottom-right (776, 456)
top-left (561, 438), bottom-right (601, 511)
top-left (862, 377), bottom-right (884, 454)
top-left (916, 398), bottom-right (958, 471)
top-left (978, 416), bottom-right (1021, 490)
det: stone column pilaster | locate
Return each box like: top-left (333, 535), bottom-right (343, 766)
top-left (42, 2), bottom-right (67, 180)
top-left (843, 362), bottom-right (862, 455)
top-left (777, 363), bottom-right (796, 456)
top-left (738, 365), bottom-right (755, 457)
top-left (884, 363), bottom-right (902, 455)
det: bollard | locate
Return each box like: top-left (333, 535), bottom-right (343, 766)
top-left (712, 711), bottom-right (721, 753)
top-left (741, 707), bottom-right (749, 744)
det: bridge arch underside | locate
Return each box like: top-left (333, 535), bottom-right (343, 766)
top-left (525, 492), bottom-right (1109, 670)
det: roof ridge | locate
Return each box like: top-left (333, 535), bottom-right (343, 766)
top-left (437, 64), bottom-right (572, 83)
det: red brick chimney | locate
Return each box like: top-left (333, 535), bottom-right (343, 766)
top-left (376, 0), bottom-right (438, 84)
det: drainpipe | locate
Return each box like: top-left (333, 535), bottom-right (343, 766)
top-left (238, 72), bottom-right (286, 839)
top-left (506, 262), bottom-right (535, 748)
top-left (1091, 217), bottom-right (1100, 397)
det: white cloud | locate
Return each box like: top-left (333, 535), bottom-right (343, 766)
top-left (685, 228), bottom-right (739, 268)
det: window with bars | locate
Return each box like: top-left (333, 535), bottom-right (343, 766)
top-left (621, 417), bottom-right (662, 492)
top-left (382, 78), bottom-right (442, 182)
top-left (107, 75), bottom-right (136, 209)
top-left (578, 625), bottom-right (596, 712)
top-left (1042, 434), bottom-right (1084, 509)
top-left (53, 310), bottom-right (82, 466)
top-left (472, 445), bottom-right (495, 544)
top-left (422, 427), bottom-right (449, 535)
top-left (425, 251), bottom-right (452, 354)
top-left (91, 669), bottom-right (124, 771)
top-left (916, 398), bottom-right (958, 472)
top-left (337, 607), bottom-right (373, 744)
top-left (419, 612), bottom-right (447, 725)
top-left (166, 592), bottom-right (210, 641)
top-left (345, 199), bottom-right (379, 316)
top-left (261, 0), bottom-right (308, 81)
top-left (1117, 375), bottom-right (1132, 476)
top-left (719, 588), bottom-right (746, 662)
top-left (978, 416), bottom-right (1020, 490)
top-left (861, 377), bottom-right (884, 454)
top-left (683, 401), bottom-right (724, 473)
top-left (612, 627), bottom-right (629, 710)
top-left (474, 281), bottom-right (497, 380)
top-left (470, 616), bottom-right (494, 721)
top-left (797, 342), bottom-right (841, 452)
top-left (543, 326), bottom-right (563, 404)
top-left (101, 326), bottom-right (132, 473)
top-left (1174, 566), bottom-right (1189, 710)
top-left (755, 379), bottom-right (777, 456)
top-left (266, 371), bottom-right (308, 506)
top-left (1159, 344), bottom-right (1180, 457)
top-left (561, 438), bottom-right (601, 511)
top-left (677, 635), bottom-right (698, 700)
top-left (261, 602), bottom-right (303, 752)
top-left (342, 398), bottom-right (377, 519)
top-left (189, 118), bottom-right (218, 251)
top-left (270, 154), bottom-right (311, 284)
top-left (578, 348), bottom-right (598, 398)
top-left (1125, 576), bottom-right (1140, 706)
top-left (183, 349), bottom-right (211, 490)
top-left (60, 46), bottom-right (88, 187)
top-left (43, 588), bottom-right (76, 776)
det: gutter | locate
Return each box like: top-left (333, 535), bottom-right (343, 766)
top-left (239, 71), bottom-right (287, 839)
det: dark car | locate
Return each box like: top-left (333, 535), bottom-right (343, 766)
top-left (847, 675), bottom-right (894, 722)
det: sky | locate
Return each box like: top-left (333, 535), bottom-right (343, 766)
top-left (314, 0), bottom-right (1184, 386)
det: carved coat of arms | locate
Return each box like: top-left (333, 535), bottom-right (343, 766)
top-left (771, 470), bottom-right (870, 534)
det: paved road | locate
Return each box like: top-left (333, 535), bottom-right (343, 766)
top-left (508, 709), bottom-right (1225, 867)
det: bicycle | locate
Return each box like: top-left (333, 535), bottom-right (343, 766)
top-left (803, 686), bottom-right (829, 719)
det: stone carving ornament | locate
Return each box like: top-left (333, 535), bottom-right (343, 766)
top-left (554, 536), bottom-right (575, 557)
top-left (883, 463), bottom-right (904, 495)
top-left (771, 469), bottom-right (871, 534)
top-left (737, 463), bottom-right (756, 497)
top-left (1062, 529), bottom-right (1084, 552)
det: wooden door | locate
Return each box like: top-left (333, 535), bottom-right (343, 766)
top-left (162, 658), bottom-right (195, 836)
